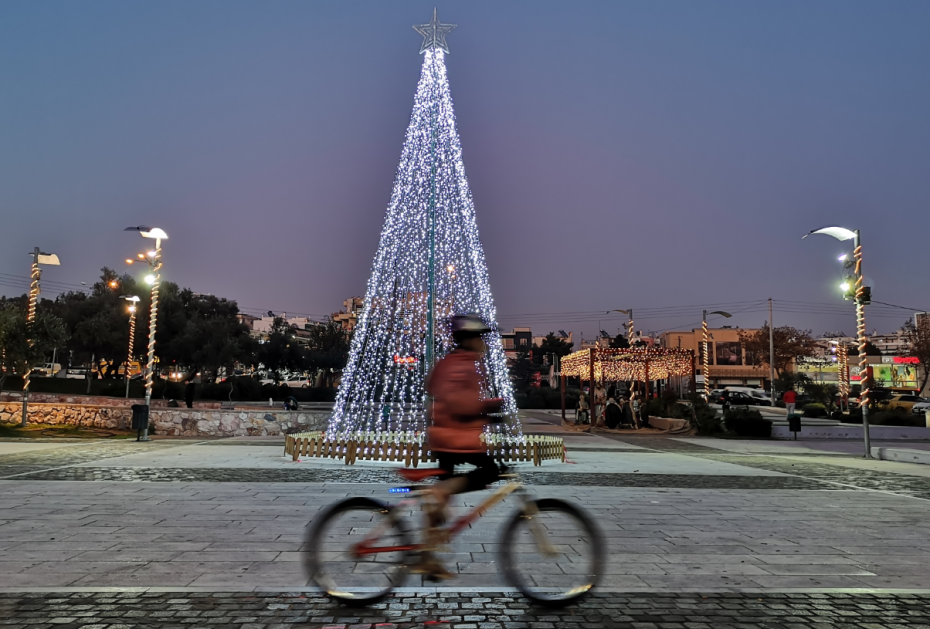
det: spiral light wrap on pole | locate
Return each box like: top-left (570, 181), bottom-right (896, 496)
top-left (702, 319), bottom-right (710, 400)
top-left (627, 318), bottom-right (634, 344)
top-left (127, 311), bottom-right (136, 377)
top-left (837, 344), bottom-right (849, 401)
top-left (853, 244), bottom-right (869, 409)
top-left (144, 242), bottom-right (162, 405)
top-left (23, 261), bottom-right (40, 397)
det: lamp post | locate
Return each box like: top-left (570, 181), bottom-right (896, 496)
top-left (121, 296), bottom-right (140, 398)
top-left (125, 226), bottom-right (168, 442)
top-left (804, 226), bottom-right (871, 458)
top-left (702, 310), bottom-right (732, 400)
top-left (608, 309), bottom-right (633, 344)
top-left (21, 248), bottom-right (61, 427)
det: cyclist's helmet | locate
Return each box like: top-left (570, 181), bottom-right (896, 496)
top-left (450, 313), bottom-right (491, 341)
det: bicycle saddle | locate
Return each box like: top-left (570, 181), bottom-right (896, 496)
top-left (397, 468), bottom-right (446, 482)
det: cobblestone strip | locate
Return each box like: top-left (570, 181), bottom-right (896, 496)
top-left (5, 465), bottom-right (845, 489)
top-left (2, 591), bottom-right (930, 628)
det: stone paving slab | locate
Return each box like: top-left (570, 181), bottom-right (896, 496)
top-left (2, 482), bottom-right (930, 591)
top-left (4, 591), bottom-right (930, 628)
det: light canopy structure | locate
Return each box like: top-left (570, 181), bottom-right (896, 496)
top-left (328, 12), bottom-right (517, 438)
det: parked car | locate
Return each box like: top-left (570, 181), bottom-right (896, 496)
top-left (725, 387), bottom-right (772, 406)
top-left (32, 363), bottom-right (62, 377)
top-left (911, 401), bottom-right (930, 416)
top-left (879, 394), bottom-right (923, 413)
top-left (717, 390), bottom-right (771, 408)
top-left (62, 368), bottom-right (91, 379)
top-left (280, 375), bottom-right (311, 388)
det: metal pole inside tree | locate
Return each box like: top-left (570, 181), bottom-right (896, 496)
top-left (804, 226), bottom-right (872, 458)
top-left (21, 248), bottom-right (60, 427)
top-left (125, 226), bottom-right (168, 442)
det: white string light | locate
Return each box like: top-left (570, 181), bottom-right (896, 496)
top-left (328, 47), bottom-right (517, 439)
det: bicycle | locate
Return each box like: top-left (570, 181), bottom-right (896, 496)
top-left (304, 467), bottom-right (605, 607)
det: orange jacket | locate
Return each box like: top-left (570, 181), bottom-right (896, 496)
top-left (426, 349), bottom-right (503, 453)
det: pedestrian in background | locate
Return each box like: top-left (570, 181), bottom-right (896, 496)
top-left (783, 388), bottom-right (797, 415)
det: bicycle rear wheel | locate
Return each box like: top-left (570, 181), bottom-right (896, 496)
top-left (499, 498), bottom-right (604, 607)
top-left (305, 497), bottom-right (411, 603)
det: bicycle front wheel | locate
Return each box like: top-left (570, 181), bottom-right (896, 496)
top-left (499, 498), bottom-right (604, 607)
top-left (305, 497), bottom-right (411, 603)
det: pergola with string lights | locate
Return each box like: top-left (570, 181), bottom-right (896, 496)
top-left (559, 347), bottom-right (696, 419)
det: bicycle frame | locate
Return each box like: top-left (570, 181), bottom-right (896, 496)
top-left (352, 480), bottom-right (530, 557)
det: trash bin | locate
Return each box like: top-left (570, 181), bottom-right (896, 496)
top-left (787, 413), bottom-right (801, 440)
top-left (130, 404), bottom-right (149, 441)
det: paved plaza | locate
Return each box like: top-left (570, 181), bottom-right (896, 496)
top-left (4, 412), bottom-right (930, 626)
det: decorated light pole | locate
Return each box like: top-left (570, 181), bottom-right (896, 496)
top-left (608, 309), bottom-right (634, 345)
top-left (805, 226), bottom-right (872, 457)
top-left (125, 226), bottom-right (168, 441)
top-left (21, 248), bottom-right (60, 427)
top-left (121, 295), bottom-right (140, 398)
top-left (702, 310), bottom-right (731, 400)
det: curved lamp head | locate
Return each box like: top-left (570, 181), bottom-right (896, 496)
top-left (121, 295), bottom-right (140, 303)
top-left (608, 309), bottom-right (631, 315)
top-left (125, 226), bottom-right (168, 240)
top-left (803, 226), bottom-right (857, 242)
top-left (708, 310), bottom-right (732, 318)
top-left (31, 251), bottom-right (60, 266)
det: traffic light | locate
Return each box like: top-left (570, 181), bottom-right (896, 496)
top-left (859, 286), bottom-right (871, 305)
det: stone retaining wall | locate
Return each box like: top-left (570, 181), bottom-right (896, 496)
top-left (0, 392), bottom-right (221, 409)
top-left (0, 403), bottom-right (329, 437)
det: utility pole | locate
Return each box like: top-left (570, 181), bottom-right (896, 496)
top-left (768, 298), bottom-right (776, 403)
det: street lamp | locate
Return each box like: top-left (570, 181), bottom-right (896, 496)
top-left (21, 248), bottom-right (61, 427)
top-left (805, 226), bottom-right (872, 457)
top-left (702, 310), bottom-right (732, 400)
top-left (121, 296), bottom-right (140, 399)
top-left (125, 226), bottom-right (168, 441)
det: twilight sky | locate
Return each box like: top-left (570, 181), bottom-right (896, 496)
top-left (1, 1), bottom-right (928, 343)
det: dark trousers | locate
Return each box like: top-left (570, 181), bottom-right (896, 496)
top-left (435, 452), bottom-right (501, 493)
top-left (185, 383), bottom-right (195, 409)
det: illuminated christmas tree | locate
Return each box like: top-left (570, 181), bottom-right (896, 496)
top-left (328, 10), bottom-right (518, 437)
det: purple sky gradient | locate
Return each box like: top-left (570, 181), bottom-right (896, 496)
top-left (1, 1), bottom-right (928, 343)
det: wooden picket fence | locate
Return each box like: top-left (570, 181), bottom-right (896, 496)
top-left (284, 431), bottom-right (564, 467)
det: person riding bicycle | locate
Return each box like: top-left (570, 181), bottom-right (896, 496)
top-left (416, 313), bottom-right (505, 580)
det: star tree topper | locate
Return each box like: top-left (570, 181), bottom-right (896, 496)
top-left (413, 8), bottom-right (456, 54)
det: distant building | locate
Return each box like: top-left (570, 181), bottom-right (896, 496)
top-left (659, 327), bottom-right (766, 389)
top-left (500, 327), bottom-right (532, 359)
top-left (332, 297), bottom-right (364, 332)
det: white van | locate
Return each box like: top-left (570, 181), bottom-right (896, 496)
top-left (33, 363), bottom-right (62, 377)
top-left (724, 386), bottom-right (772, 406)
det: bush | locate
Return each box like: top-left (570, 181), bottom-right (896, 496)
top-left (515, 386), bottom-right (579, 410)
top-left (688, 394), bottom-right (721, 435)
top-left (724, 407), bottom-right (773, 438)
top-left (869, 411), bottom-right (925, 427)
top-left (801, 403), bottom-right (827, 418)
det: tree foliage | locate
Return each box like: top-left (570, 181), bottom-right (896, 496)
top-left (303, 318), bottom-right (350, 387)
top-left (609, 334), bottom-right (630, 349)
top-left (0, 303), bottom-right (69, 378)
top-left (2, 269), bottom-right (255, 385)
top-left (257, 317), bottom-right (304, 379)
top-left (738, 325), bottom-right (818, 377)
